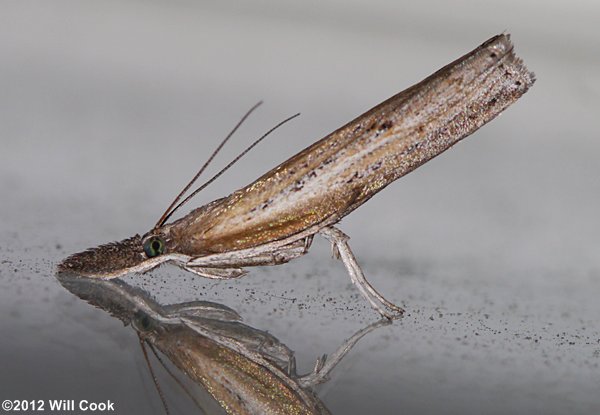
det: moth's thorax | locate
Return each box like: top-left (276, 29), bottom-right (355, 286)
top-left (159, 205), bottom-right (222, 256)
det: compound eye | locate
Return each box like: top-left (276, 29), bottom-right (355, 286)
top-left (143, 236), bottom-right (165, 258)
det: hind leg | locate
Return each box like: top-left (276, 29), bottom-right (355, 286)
top-left (320, 226), bottom-right (404, 319)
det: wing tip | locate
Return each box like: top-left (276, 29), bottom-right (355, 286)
top-left (482, 33), bottom-right (536, 91)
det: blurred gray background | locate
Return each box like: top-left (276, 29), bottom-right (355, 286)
top-left (1, 1), bottom-right (599, 414)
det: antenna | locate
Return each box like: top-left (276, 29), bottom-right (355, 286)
top-left (146, 342), bottom-right (207, 414)
top-left (155, 112), bottom-right (300, 227)
top-left (139, 336), bottom-right (170, 415)
top-left (154, 101), bottom-right (263, 229)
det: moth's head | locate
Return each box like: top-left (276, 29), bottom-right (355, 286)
top-left (58, 232), bottom-right (177, 278)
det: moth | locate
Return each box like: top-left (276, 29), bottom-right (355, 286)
top-left (59, 34), bottom-right (535, 319)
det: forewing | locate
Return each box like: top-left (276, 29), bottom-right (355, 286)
top-left (169, 34), bottom-right (534, 255)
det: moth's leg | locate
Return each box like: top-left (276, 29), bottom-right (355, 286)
top-left (187, 237), bottom-right (312, 269)
top-left (297, 318), bottom-right (391, 387)
top-left (183, 265), bottom-right (247, 279)
top-left (286, 353), bottom-right (297, 377)
top-left (162, 301), bottom-right (242, 322)
top-left (303, 234), bottom-right (314, 252)
top-left (319, 226), bottom-right (404, 319)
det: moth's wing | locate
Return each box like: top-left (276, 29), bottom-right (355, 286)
top-left (170, 34), bottom-right (534, 255)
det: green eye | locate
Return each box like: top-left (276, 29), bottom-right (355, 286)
top-left (143, 236), bottom-right (165, 258)
top-left (133, 311), bottom-right (154, 332)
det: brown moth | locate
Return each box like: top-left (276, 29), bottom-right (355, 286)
top-left (59, 34), bottom-right (535, 319)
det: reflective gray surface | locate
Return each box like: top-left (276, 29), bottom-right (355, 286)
top-left (1, 1), bottom-right (599, 414)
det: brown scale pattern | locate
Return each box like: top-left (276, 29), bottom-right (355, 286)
top-left (165, 34), bottom-right (534, 256)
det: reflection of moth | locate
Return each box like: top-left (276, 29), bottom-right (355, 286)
top-left (60, 34), bottom-right (535, 319)
top-left (58, 275), bottom-right (388, 414)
